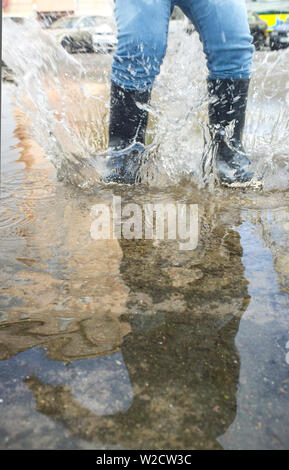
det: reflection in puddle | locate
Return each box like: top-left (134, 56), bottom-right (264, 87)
top-left (1, 349), bottom-right (133, 416)
top-left (0, 196), bottom-right (248, 448)
top-left (219, 221), bottom-right (289, 449)
top-left (2, 141), bottom-right (288, 448)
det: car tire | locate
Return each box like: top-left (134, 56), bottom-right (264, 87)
top-left (254, 32), bottom-right (265, 51)
top-left (61, 37), bottom-right (75, 54)
top-left (85, 43), bottom-right (94, 53)
top-left (270, 40), bottom-right (279, 51)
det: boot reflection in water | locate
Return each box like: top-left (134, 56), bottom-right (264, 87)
top-left (24, 201), bottom-right (250, 450)
top-left (104, 0), bottom-right (255, 186)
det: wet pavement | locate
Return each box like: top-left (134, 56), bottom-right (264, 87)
top-left (1, 43), bottom-right (289, 450)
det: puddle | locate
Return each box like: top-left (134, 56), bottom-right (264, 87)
top-left (1, 17), bottom-right (289, 450)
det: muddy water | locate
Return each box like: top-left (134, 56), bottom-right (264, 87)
top-left (1, 24), bottom-right (289, 449)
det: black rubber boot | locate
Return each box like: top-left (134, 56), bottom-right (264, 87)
top-left (104, 81), bottom-right (150, 184)
top-left (207, 78), bottom-right (254, 186)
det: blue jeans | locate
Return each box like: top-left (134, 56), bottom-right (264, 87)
top-left (111, 0), bottom-right (254, 91)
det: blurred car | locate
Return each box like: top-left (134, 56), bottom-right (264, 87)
top-left (246, 1), bottom-right (289, 33)
top-left (269, 18), bottom-right (289, 48)
top-left (248, 11), bottom-right (268, 49)
top-left (46, 15), bottom-right (117, 53)
top-left (3, 14), bottom-right (29, 24)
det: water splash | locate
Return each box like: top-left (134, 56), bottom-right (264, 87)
top-left (146, 28), bottom-right (289, 190)
top-left (2, 16), bottom-right (108, 188)
top-left (3, 17), bottom-right (289, 191)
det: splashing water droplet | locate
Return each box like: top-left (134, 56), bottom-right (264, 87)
top-left (3, 18), bottom-right (289, 191)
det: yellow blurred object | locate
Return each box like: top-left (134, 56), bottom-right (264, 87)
top-left (259, 13), bottom-right (289, 31)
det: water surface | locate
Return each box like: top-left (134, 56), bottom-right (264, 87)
top-left (1, 18), bottom-right (289, 450)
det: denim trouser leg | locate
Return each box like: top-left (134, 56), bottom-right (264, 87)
top-left (111, 0), bottom-right (254, 91)
top-left (111, 0), bottom-right (172, 91)
top-left (176, 0), bottom-right (254, 80)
